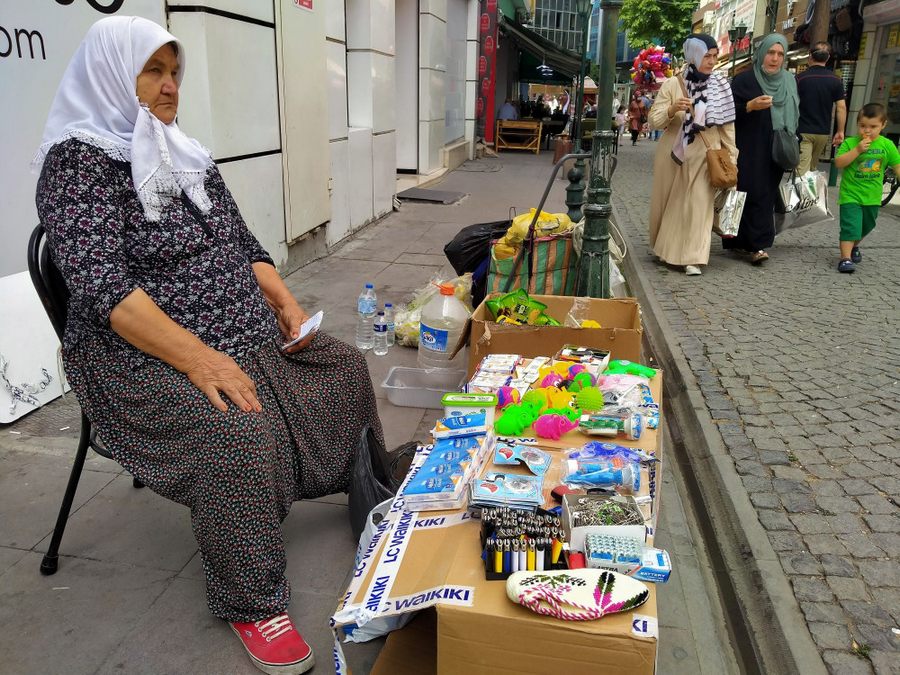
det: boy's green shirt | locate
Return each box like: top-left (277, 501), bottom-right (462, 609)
top-left (836, 135), bottom-right (900, 205)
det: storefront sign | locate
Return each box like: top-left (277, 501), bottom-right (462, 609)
top-left (476, 0), bottom-right (499, 143)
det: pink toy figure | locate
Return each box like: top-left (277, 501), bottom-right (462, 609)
top-left (568, 363), bottom-right (588, 378)
top-left (496, 386), bottom-right (520, 409)
top-left (534, 414), bottom-right (578, 440)
top-left (541, 373), bottom-right (564, 388)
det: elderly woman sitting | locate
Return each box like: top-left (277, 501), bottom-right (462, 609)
top-left (33, 16), bottom-right (382, 675)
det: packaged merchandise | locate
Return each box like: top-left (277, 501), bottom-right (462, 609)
top-left (604, 360), bottom-right (657, 379)
top-left (493, 442), bottom-right (551, 475)
top-left (579, 413), bottom-right (643, 440)
top-left (555, 344), bottom-right (612, 372)
top-left (467, 370), bottom-right (513, 393)
top-left (470, 472), bottom-right (544, 510)
top-left (584, 533), bottom-right (671, 583)
top-left (442, 392), bottom-right (498, 428)
top-left (432, 413), bottom-right (488, 439)
top-left (563, 457), bottom-right (641, 493)
top-left (484, 289), bottom-right (562, 326)
top-left (477, 354), bottom-right (522, 374)
top-left (480, 507), bottom-right (567, 580)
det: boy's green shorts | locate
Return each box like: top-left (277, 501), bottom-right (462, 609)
top-left (839, 204), bottom-right (879, 242)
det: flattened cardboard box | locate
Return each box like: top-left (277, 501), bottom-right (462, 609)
top-left (334, 375), bottom-right (664, 674)
top-left (457, 295), bottom-right (643, 378)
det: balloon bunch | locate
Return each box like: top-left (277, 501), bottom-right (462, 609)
top-left (631, 45), bottom-right (674, 88)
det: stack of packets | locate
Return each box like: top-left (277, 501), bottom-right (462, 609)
top-left (469, 440), bottom-right (550, 510)
top-left (484, 289), bottom-right (561, 326)
top-left (402, 432), bottom-right (494, 512)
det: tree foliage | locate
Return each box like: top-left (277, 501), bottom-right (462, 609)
top-left (619, 0), bottom-right (697, 51)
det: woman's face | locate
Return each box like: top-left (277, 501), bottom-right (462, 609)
top-left (762, 43), bottom-right (785, 74)
top-left (698, 48), bottom-right (718, 75)
top-left (136, 43), bottom-right (179, 124)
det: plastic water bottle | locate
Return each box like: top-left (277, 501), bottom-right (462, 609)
top-left (384, 303), bottom-right (395, 346)
top-left (418, 283), bottom-right (470, 370)
top-left (355, 283), bottom-right (376, 350)
top-left (373, 311), bottom-right (389, 356)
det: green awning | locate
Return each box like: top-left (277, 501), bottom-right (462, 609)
top-left (499, 15), bottom-right (582, 81)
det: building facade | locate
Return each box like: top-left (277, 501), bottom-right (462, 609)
top-left (532, 0), bottom-right (588, 51)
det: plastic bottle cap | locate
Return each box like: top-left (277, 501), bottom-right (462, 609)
top-left (377, 311), bottom-right (384, 315)
top-left (385, 303), bottom-right (393, 308)
top-left (438, 283), bottom-right (455, 296)
top-left (365, 283), bottom-right (373, 288)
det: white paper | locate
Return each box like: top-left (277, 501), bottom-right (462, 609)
top-left (281, 310), bottom-right (323, 350)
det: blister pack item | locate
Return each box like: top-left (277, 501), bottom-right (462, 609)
top-left (403, 473), bottom-right (461, 496)
top-left (432, 413), bottom-right (488, 439)
top-left (517, 356), bottom-right (550, 384)
top-left (470, 472), bottom-right (544, 510)
top-left (477, 354), bottom-right (522, 374)
top-left (555, 345), bottom-right (612, 371)
top-left (563, 457), bottom-right (641, 493)
top-left (468, 371), bottom-right (512, 393)
top-left (584, 533), bottom-right (671, 582)
top-left (493, 442), bottom-right (551, 475)
top-left (567, 441), bottom-right (654, 465)
top-left (579, 413), bottom-right (643, 440)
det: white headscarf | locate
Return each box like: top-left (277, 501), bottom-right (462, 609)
top-left (32, 16), bottom-right (212, 222)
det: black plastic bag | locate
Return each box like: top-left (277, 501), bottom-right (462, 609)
top-left (443, 220), bottom-right (509, 276)
top-left (347, 427), bottom-right (418, 539)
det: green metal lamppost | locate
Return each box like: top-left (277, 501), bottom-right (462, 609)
top-left (728, 21), bottom-right (748, 77)
top-left (575, 0), bottom-right (622, 298)
top-left (564, 0), bottom-right (594, 223)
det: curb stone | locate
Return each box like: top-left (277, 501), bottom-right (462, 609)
top-left (612, 203), bottom-right (828, 675)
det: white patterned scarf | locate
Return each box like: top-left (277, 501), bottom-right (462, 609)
top-left (32, 16), bottom-right (212, 222)
top-left (672, 37), bottom-right (736, 165)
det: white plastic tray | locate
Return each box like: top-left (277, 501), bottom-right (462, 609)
top-left (381, 366), bottom-right (466, 408)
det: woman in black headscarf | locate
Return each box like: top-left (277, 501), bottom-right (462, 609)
top-left (724, 33), bottom-right (799, 264)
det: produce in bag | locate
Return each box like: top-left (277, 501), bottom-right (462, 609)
top-left (393, 274), bottom-right (473, 347)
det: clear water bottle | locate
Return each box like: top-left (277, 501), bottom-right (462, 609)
top-left (384, 302), bottom-right (395, 346)
top-left (418, 283), bottom-right (470, 370)
top-left (373, 311), bottom-right (389, 356)
top-left (355, 283), bottom-right (376, 350)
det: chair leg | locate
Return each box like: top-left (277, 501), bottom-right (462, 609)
top-left (40, 413), bottom-right (92, 575)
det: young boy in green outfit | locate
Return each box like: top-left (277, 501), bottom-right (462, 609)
top-left (834, 102), bottom-right (900, 273)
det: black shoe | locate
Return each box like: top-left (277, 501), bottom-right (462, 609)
top-left (838, 258), bottom-right (855, 273)
top-left (851, 246), bottom-right (861, 263)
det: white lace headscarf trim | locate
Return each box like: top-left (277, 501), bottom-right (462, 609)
top-left (32, 16), bottom-right (212, 222)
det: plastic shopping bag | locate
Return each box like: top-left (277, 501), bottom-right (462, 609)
top-left (775, 171), bottom-right (834, 234)
top-left (712, 189), bottom-right (747, 238)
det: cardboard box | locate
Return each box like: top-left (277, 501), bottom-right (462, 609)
top-left (459, 295), bottom-right (643, 378)
top-left (333, 373), bottom-right (665, 675)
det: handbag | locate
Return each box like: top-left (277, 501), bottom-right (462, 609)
top-left (772, 128), bottom-right (800, 171)
top-left (679, 77), bottom-right (738, 188)
top-left (774, 170), bottom-right (834, 234)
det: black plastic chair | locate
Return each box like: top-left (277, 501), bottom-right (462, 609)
top-left (27, 223), bottom-right (143, 576)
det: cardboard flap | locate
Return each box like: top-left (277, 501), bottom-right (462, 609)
top-left (449, 316), bottom-right (474, 360)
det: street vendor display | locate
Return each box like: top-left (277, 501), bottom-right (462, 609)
top-left (334, 343), bottom-right (666, 674)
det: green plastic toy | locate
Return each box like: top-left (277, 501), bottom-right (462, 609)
top-left (574, 386), bottom-right (605, 412)
top-left (604, 360), bottom-right (657, 379)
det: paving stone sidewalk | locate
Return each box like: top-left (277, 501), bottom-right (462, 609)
top-left (612, 139), bottom-right (900, 674)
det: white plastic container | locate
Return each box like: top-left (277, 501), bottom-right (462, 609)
top-left (381, 366), bottom-right (466, 408)
top-left (418, 283), bottom-right (470, 370)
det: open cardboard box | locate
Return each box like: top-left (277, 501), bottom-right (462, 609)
top-left (453, 294), bottom-right (643, 378)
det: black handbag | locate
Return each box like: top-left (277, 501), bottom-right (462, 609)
top-left (772, 128), bottom-right (800, 171)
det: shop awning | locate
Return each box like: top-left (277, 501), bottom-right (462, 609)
top-left (499, 16), bottom-right (583, 81)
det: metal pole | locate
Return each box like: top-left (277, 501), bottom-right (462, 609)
top-left (566, 5), bottom-right (593, 223)
top-left (577, 0), bottom-right (622, 298)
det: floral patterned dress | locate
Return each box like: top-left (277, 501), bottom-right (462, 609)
top-left (35, 138), bottom-right (383, 622)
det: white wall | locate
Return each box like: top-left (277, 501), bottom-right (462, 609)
top-left (445, 0), bottom-right (467, 143)
top-left (395, 0), bottom-right (419, 170)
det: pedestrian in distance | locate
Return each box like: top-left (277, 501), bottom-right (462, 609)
top-left (796, 42), bottom-right (846, 175)
top-left (629, 91), bottom-right (646, 146)
top-left (615, 105), bottom-right (627, 147)
top-left (32, 16), bottom-right (384, 675)
top-left (648, 33), bottom-right (737, 276)
top-left (726, 33), bottom-right (800, 265)
top-left (833, 102), bottom-right (900, 273)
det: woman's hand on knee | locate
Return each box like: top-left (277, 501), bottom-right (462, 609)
top-left (184, 347), bottom-right (262, 413)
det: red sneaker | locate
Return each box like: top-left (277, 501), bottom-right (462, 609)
top-left (230, 613), bottom-right (315, 675)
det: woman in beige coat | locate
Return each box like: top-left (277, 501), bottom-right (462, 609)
top-left (649, 34), bottom-right (738, 275)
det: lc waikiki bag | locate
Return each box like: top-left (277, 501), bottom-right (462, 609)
top-left (487, 232), bottom-right (577, 295)
top-left (678, 76), bottom-right (738, 188)
top-left (774, 170), bottom-right (834, 234)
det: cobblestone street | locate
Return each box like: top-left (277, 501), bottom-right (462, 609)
top-left (612, 139), bottom-right (900, 674)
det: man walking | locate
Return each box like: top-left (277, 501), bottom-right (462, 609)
top-left (796, 42), bottom-right (847, 174)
